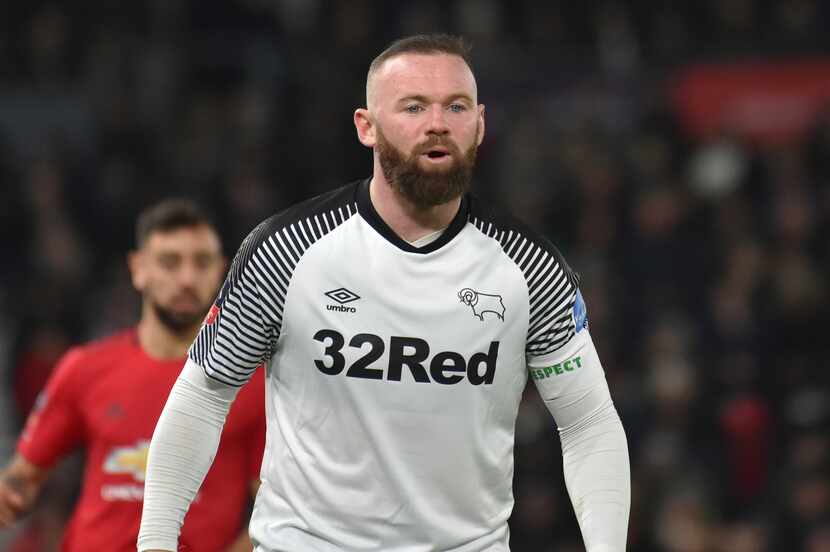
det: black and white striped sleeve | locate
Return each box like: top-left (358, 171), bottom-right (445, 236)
top-left (189, 220), bottom-right (278, 387)
top-left (188, 184), bottom-right (360, 387)
top-left (524, 241), bottom-right (580, 358)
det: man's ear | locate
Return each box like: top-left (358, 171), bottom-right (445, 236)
top-left (476, 104), bottom-right (486, 146)
top-left (354, 108), bottom-right (376, 148)
top-left (127, 250), bottom-right (146, 291)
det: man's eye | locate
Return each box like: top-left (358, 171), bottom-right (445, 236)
top-left (194, 255), bottom-right (214, 269)
top-left (158, 256), bottom-right (180, 269)
top-left (405, 104), bottom-right (424, 113)
top-left (448, 104), bottom-right (467, 113)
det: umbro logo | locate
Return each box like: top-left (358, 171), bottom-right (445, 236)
top-left (325, 287), bottom-right (360, 313)
top-left (325, 287), bottom-right (361, 304)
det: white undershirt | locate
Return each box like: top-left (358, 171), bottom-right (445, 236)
top-left (408, 228), bottom-right (445, 247)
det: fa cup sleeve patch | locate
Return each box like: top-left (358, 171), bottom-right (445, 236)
top-left (204, 304), bottom-right (220, 325)
top-left (572, 289), bottom-right (588, 333)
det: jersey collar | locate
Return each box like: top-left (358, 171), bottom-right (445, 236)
top-left (356, 178), bottom-right (470, 254)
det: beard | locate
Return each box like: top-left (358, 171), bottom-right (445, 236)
top-left (150, 296), bottom-right (209, 335)
top-left (376, 125), bottom-right (478, 209)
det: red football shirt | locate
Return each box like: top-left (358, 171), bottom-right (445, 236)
top-left (18, 329), bottom-right (266, 552)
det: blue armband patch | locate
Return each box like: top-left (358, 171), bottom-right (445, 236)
top-left (573, 289), bottom-right (588, 333)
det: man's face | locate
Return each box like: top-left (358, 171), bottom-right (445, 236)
top-left (130, 225), bottom-right (225, 334)
top-left (365, 53), bottom-right (485, 207)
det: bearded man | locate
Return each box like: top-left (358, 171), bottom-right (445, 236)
top-left (139, 34), bottom-right (630, 552)
top-left (0, 200), bottom-right (265, 552)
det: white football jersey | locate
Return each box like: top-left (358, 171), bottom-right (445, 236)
top-left (189, 179), bottom-right (595, 551)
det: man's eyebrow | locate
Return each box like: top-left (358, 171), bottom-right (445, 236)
top-left (397, 94), bottom-right (475, 105)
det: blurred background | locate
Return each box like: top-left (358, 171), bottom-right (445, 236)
top-left (1, 0), bottom-right (829, 550)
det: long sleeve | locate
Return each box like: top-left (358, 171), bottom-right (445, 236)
top-left (558, 394), bottom-right (630, 551)
top-left (529, 330), bottom-right (630, 551)
top-left (137, 359), bottom-right (239, 552)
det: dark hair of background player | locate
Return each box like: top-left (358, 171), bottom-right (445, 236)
top-left (135, 199), bottom-right (217, 248)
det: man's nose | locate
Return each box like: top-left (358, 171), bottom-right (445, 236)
top-left (177, 262), bottom-right (199, 288)
top-left (426, 105), bottom-right (449, 135)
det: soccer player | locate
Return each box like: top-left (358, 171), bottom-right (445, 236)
top-left (139, 34), bottom-right (630, 552)
top-left (0, 200), bottom-right (265, 552)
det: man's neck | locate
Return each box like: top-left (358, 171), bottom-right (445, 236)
top-left (136, 312), bottom-right (198, 360)
top-left (368, 174), bottom-right (461, 243)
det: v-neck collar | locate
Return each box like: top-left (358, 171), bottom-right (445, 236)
top-left (355, 178), bottom-right (470, 254)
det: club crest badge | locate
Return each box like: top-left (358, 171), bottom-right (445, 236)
top-left (458, 288), bottom-right (506, 321)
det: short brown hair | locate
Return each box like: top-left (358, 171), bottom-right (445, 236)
top-left (135, 199), bottom-right (216, 247)
top-left (368, 33), bottom-right (474, 83)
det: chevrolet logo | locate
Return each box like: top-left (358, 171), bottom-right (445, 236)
top-left (103, 440), bottom-right (150, 482)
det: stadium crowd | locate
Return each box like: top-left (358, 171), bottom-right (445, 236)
top-left (1, 1), bottom-right (829, 550)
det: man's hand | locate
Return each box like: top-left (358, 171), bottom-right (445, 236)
top-left (0, 474), bottom-right (30, 526)
top-left (0, 454), bottom-right (48, 528)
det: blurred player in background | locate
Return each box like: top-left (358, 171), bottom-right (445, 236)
top-left (0, 200), bottom-right (265, 552)
top-left (139, 34), bottom-right (629, 552)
